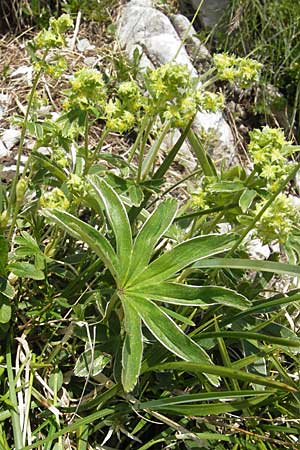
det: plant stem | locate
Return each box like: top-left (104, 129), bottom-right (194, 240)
top-left (187, 129), bottom-right (216, 176)
top-left (83, 112), bottom-right (89, 173)
top-left (227, 162), bottom-right (300, 256)
top-left (128, 116), bottom-right (149, 163)
top-left (137, 117), bottom-right (154, 183)
top-left (141, 120), bottom-right (171, 180)
top-left (174, 202), bottom-right (237, 222)
top-left (6, 331), bottom-right (23, 450)
top-left (8, 53), bottom-right (47, 240)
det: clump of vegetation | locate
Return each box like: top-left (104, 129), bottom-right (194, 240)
top-left (216, 0), bottom-right (300, 138)
top-left (1, 9), bottom-right (300, 450)
top-left (0, 0), bottom-right (116, 32)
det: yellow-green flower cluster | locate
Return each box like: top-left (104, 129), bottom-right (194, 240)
top-left (40, 188), bottom-right (69, 210)
top-left (248, 126), bottom-right (293, 189)
top-left (196, 91), bottom-right (225, 112)
top-left (52, 147), bottom-right (69, 168)
top-left (34, 14), bottom-right (73, 50)
top-left (213, 53), bottom-right (262, 88)
top-left (66, 174), bottom-right (87, 198)
top-left (255, 194), bottom-right (299, 244)
top-left (105, 81), bottom-right (144, 132)
top-left (145, 63), bottom-right (191, 102)
top-left (64, 68), bottom-right (106, 113)
top-left (144, 63), bottom-right (198, 126)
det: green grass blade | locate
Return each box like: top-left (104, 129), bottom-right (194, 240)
top-left (138, 390), bottom-right (272, 408)
top-left (141, 398), bottom-right (269, 416)
top-left (196, 331), bottom-right (300, 347)
top-left (229, 292), bottom-right (300, 323)
top-left (88, 176), bottom-right (133, 284)
top-left (22, 408), bottom-right (115, 450)
top-left (194, 257), bottom-right (300, 277)
top-left (6, 334), bottom-right (22, 450)
top-left (122, 297), bottom-right (143, 392)
top-left (130, 282), bottom-right (251, 310)
top-left (145, 362), bottom-right (297, 391)
top-left (131, 234), bottom-right (236, 287)
top-left (41, 208), bottom-right (119, 280)
top-left (130, 295), bottom-right (219, 386)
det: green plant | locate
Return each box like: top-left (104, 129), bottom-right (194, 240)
top-left (217, 0), bottom-right (300, 138)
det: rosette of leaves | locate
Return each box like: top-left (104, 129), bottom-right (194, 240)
top-left (42, 175), bottom-right (250, 392)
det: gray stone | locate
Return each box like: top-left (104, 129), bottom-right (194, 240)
top-left (247, 237), bottom-right (271, 260)
top-left (117, 0), bottom-right (197, 75)
top-left (170, 14), bottom-right (210, 65)
top-left (189, 0), bottom-right (229, 28)
top-left (0, 128), bottom-right (21, 156)
top-left (77, 38), bottom-right (95, 52)
top-left (192, 111), bottom-right (236, 165)
top-left (161, 129), bottom-right (197, 170)
top-left (117, 0), bottom-right (236, 166)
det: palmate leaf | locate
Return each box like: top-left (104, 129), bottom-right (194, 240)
top-left (43, 182), bottom-right (245, 392)
top-left (88, 176), bottom-right (132, 284)
top-left (130, 282), bottom-right (251, 310)
top-left (128, 294), bottom-right (219, 386)
top-left (127, 233), bottom-right (236, 287)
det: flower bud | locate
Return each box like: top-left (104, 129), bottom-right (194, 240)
top-left (16, 179), bottom-right (28, 204)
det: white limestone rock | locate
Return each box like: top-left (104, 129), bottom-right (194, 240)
top-left (117, 0), bottom-right (197, 75)
top-left (0, 128), bottom-right (21, 157)
top-left (247, 237), bottom-right (271, 260)
top-left (161, 129), bottom-right (197, 170)
top-left (170, 14), bottom-right (210, 65)
top-left (117, 0), bottom-right (236, 166)
top-left (192, 111), bottom-right (236, 165)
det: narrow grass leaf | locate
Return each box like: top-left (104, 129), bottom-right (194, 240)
top-left (196, 331), bottom-right (300, 347)
top-left (230, 292), bottom-right (300, 323)
top-left (126, 198), bottom-right (177, 283)
top-left (146, 362), bottom-right (297, 391)
top-left (130, 234), bottom-right (236, 287)
top-left (41, 208), bottom-right (118, 279)
top-left (138, 390), bottom-right (272, 408)
top-left (143, 399), bottom-right (269, 416)
top-left (194, 258), bottom-right (300, 277)
top-left (22, 409), bottom-right (115, 450)
top-left (131, 282), bottom-right (250, 310)
top-left (122, 297), bottom-right (143, 392)
top-left (130, 295), bottom-right (219, 386)
top-left (88, 176), bottom-right (132, 284)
